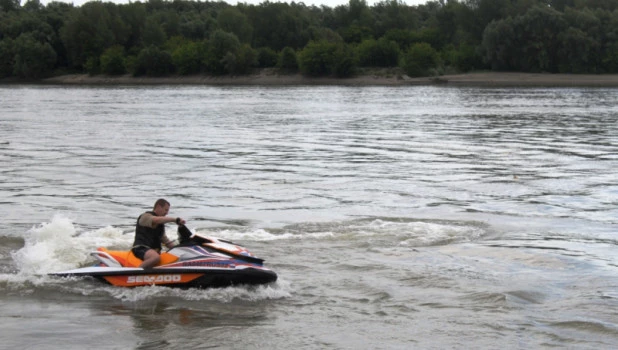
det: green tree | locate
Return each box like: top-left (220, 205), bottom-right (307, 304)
top-left (482, 6), bottom-right (566, 72)
top-left (100, 45), bottom-right (126, 75)
top-left (247, 2), bottom-right (311, 50)
top-left (339, 24), bottom-right (372, 44)
top-left (172, 40), bottom-right (203, 75)
top-left (298, 40), bottom-right (344, 76)
top-left (0, 38), bottom-right (15, 77)
top-left (558, 28), bottom-right (599, 73)
top-left (309, 26), bottom-right (344, 43)
top-left (4, 0), bottom-right (618, 79)
top-left (0, 0), bottom-right (20, 12)
top-left (481, 17), bottom-right (517, 70)
top-left (179, 12), bottom-right (215, 40)
top-left (60, 2), bottom-right (127, 69)
top-left (143, 16), bottom-right (167, 47)
top-left (560, 7), bottom-right (602, 73)
top-left (435, 0), bottom-right (461, 46)
top-left (332, 43), bottom-right (357, 78)
top-left (203, 29), bottom-right (240, 74)
top-left (256, 46), bottom-right (278, 68)
top-left (150, 9), bottom-right (180, 39)
top-left (464, 0), bottom-right (514, 40)
top-left (277, 46), bottom-right (298, 71)
top-left (401, 42), bottom-right (438, 77)
top-left (39, 2), bottom-right (74, 69)
top-left (217, 7), bottom-right (252, 43)
top-left (299, 40), bottom-right (334, 76)
top-left (133, 45), bottom-right (174, 76)
top-left (13, 32), bottom-right (57, 78)
top-left (1, 10), bottom-right (55, 42)
top-left (84, 55), bottom-right (100, 75)
top-left (372, 0), bottom-right (419, 37)
top-left (237, 44), bottom-right (258, 74)
top-left (356, 37), bottom-right (399, 67)
top-left (515, 6), bottom-right (565, 72)
top-left (348, 0), bottom-right (370, 22)
top-left (117, 2), bottom-right (147, 49)
top-left (222, 43), bottom-right (257, 75)
top-left (23, 0), bottom-right (43, 11)
top-left (442, 42), bottom-right (482, 72)
top-left (384, 29), bottom-right (419, 51)
top-left (602, 10), bottom-right (618, 72)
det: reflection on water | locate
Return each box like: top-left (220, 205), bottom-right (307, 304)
top-left (107, 297), bottom-right (278, 349)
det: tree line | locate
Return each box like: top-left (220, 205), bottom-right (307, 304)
top-left (1, 0), bottom-right (617, 80)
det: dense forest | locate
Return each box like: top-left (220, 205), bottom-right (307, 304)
top-left (1, 0), bottom-right (617, 80)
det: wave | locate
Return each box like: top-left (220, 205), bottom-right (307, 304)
top-left (6, 214), bottom-right (612, 302)
top-left (269, 217), bottom-right (488, 247)
top-left (11, 214), bottom-right (128, 275)
top-left (8, 215), bottom-right (488, 276)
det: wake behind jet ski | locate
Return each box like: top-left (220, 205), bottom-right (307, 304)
top-left (51, 225), bottom-right (277, 288)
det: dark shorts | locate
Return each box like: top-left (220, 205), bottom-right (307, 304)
top-left (131, 246), bottom-right (150, 260)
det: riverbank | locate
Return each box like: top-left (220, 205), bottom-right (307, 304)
top-left (26, 70), bottom-right (618, 87)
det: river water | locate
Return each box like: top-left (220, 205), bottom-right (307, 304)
top-left (0, 84), bottom-right (617, 349)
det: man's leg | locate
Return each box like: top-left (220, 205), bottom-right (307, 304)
top-left (140, 249), bottom-right (161, 269)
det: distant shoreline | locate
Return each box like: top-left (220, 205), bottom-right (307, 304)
top-left (8, 71), bottom-right (618, 87)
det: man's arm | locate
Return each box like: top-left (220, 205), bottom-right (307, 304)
top-left (162, 234), bottom-right (176, 249)
top-left (151, 216), bottom-right (183, 226)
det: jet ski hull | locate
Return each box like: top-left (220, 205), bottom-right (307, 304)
top-left (52, 265), bottom-right (277, 288)
top-left (51, 233), bottom-right (278, 289)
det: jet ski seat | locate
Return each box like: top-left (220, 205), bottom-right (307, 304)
top-left (96, 247), bottom-right (178, 267)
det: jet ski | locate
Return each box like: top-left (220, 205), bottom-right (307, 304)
top-left (51, 225), bottom-right (277, 288)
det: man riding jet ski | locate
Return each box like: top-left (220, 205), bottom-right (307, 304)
top-left (51, 225), bottom-right (278, 288)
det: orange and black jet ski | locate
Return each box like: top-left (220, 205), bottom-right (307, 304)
top-left (51, 226), bottom-right (277, 288)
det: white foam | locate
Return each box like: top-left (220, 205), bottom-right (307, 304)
top-left (196, 219), bottom-right (485, 247)
top-left (11, 215), bottom-right (128, 276)
top-left (311, 219), bottom-right (485, 246)
top-left (100, 279), bottom-right (292, 303)
top-left (196, 227), bottom-right (334, 241)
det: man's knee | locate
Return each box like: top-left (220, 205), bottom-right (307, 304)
top-left (141, 250), bottom-right (161, 268)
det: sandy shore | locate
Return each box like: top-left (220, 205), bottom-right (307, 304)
top-left (33, 70), bottom-right (618, 87)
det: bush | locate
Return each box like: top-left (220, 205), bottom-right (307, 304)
top-left (332, 45), bottom-right (357, 78)
top-left (100, 45), bottom-right (126, 75)
top-left (172, 41), bottom-right (202, 75)
top-left (298, 40), bottom-right (357, 77)
top-left (133, 46), bottom-right (174, 76)
top-left (84, 56), bottom-right (100, 75)
top-left (222, 44), bottom-right (257, 75)
top-left (277, 46), bottom-right (298, 71)
top-left (256, 47), bottom-right (278, 68)
top-left (401, 42), bottom-right (439, 77)
top-left (454, 44), bottom-right (482, 72)
top-left (356, 38), bottom-right (400, 67)
top-left (441, 43), bottom-right (481, 72)
top-left (298, 40), bottom-right (338, 76)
